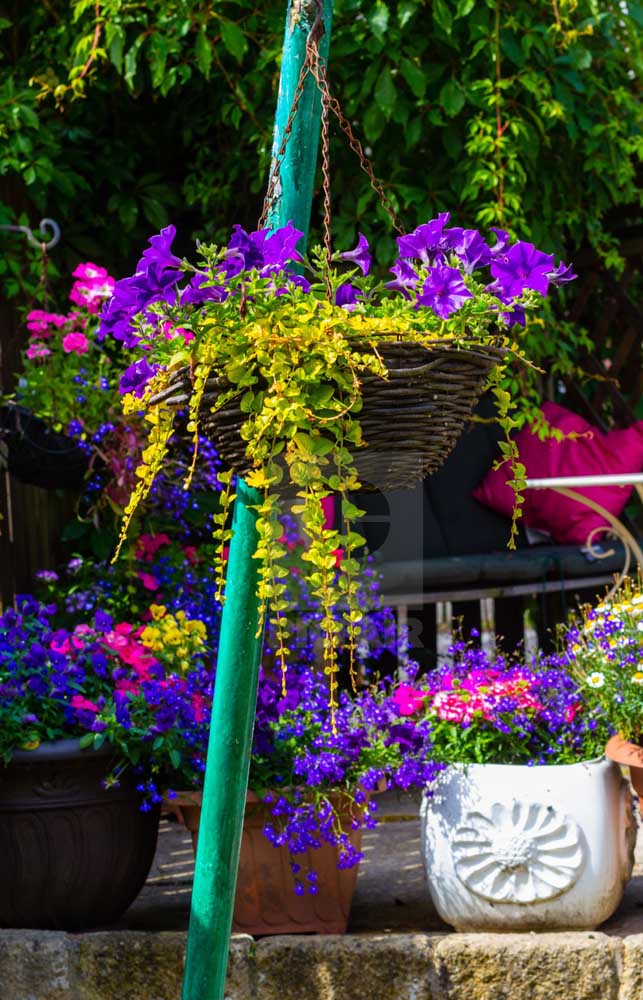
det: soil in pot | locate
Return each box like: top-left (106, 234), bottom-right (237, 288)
top-left (0, 740), bottom-right (160, 931)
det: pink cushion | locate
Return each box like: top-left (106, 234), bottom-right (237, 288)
top-left (472, 402), bottom-right (643, 545)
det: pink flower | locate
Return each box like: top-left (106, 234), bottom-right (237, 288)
top-left (115, 677), bottom-right (140, 695)
top-left (72, 262), bottom-right (110, 282)
top-left (183, 546), bottom-right (198, 564)
top-left (69, 276), bottom-right (116, 313)
top-left (114, 623), bottom-right (134, 636)
top-left (50, 637), bottom-right (71, 654)
top-left (26, 343), bottom-right (51, 360)
top-left (26, 310), bottom-right (68, 336)
top-left (138, 571), bottom-right (160, 591)
top-left (135, 533), bottom-right (171, 561)
top-left (162, 321), bottom-right (195, 344)
top-left (71, 694), bottom-right (99, 713)
top-left (391, 684), bottom-right (427, 716)
top-left (565, 702), bottom-right (581, 723)
top-left (62, 332), bottom-right (89, 354)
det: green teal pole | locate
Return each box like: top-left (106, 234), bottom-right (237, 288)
top-left (181, 3), bottom-right (334, 999)
top-left (266, 0), bottom-right (333, 238)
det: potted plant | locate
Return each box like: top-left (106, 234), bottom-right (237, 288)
top-left (167, 654), bottom-right (440, 935)
top-left (564, 578), bottom-right (643, 806)
top-left (104, 217), bottom-right (574, 697)
top-left (404, 639), bottom-right (634, 931)
top-left (1, 261), bottom-right (136, 491)
top-left (0, 594), bottom-right (217, 930)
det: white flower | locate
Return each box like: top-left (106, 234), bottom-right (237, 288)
top-left (637, 622), bottom-right (643, 633)
top-left (632, 673), bottom-right (643, 685)
top-left (632, 595), bottom-right (643, 605)
top-left (587, 672), bottom-right (605, 689)
top-left (596, 603), bottom-right (611, 613)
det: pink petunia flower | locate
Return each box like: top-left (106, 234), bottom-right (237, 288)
top-left (72, 262), bottom-right (110, 282)
top-left (71, 694), bottom-right (99, 713)
top-left (136, 533), bottom-right (171, 561)
top-left (391, 684), bottom-right (428, 716)
top-left (137, 571), bottom-right (160, 591)
top-left (26, 310), bottom-right (68, 336)
top-left (62, 332), bottom-right (89, 354)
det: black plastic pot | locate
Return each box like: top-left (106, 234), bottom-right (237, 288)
top-left (0, 739), bottom-right (160, 930)
top-left (0, 403), bottom-right (90, 490)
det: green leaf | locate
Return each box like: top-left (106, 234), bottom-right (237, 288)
top-left (432, 0), bottom-right (453, 35)
top-left (369, 1), bottom-right (390, 42)
top-left (169, 748), bottom-right (182, 769)
top-left (400, 58), bottom-right (426, 99)
top-left (439, 78), bottom-right (465, 117)
top-left (363, 103), bottom-right (386, 142)
top-left (79, 733), bottom-right (94, 749)
top-left (195, 26), bottom-right (213, 77)
top-left (397, 0), bottom-right (417, 28)
top-left (374, 66), bottom-right (396, 117)
top-left (220, 20), bottom-right (248, 63)
top-left (455, 0), bottom-right (475, 16)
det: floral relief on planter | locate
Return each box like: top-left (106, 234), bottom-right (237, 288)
top-left (451, 800), bottom-right (585, 904)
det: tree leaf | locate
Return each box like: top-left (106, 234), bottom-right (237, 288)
top-left (439, 78), bottom-right (465, 117)
top-left (220, 20), bottom-right (248, 63)
top-left (195, 27), bottom-right (213, 77)
top-left (375, 66), bottom-right (396, 117)
top-left (369, 1), bottom-right (390, 42)
top-left (400, 58), bottom-right (426, 99)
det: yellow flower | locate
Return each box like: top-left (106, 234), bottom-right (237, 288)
top-left (150, 604), bottom-right (167, 621)
top-left (586, 672), bottom-right (605, 689)
top-left (632, 673), bottom-right (643, 685)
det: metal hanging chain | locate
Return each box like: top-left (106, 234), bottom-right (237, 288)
top-left (259, 0), bottom-right (404, 242)
top-left (0, 217), bottom-right (61, 250)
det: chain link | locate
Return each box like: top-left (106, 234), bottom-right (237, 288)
top-left (259, 0), bottom-right (405, 260)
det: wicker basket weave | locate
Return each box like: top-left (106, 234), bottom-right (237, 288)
top-left (152, 340), bottom-right (505, 492)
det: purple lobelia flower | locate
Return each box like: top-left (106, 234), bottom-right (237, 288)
top-left (119, 358), bottom-right (159, 397)
top-left (338, 233), bottom-right (371, 275)
top-left (490, 241), bottom-right (556, 299)
top-left (416, 263), bottom-right (473, 319)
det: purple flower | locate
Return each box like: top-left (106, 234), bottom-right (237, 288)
top-left (397, 213), bottom-right (451, 264)
top-left (489, 228), bottom-right (511, 257)
top-left (547, 261), bottom-right (577, 286)
top-left (442, 227), bottom-right (491, 273)
top-left (335, 283), bottom-right (364, 310)
top-left (338, 234), bottom-right (371, 275)
top-left (385, 259), bottom-right (420, 296)
top-left (180, 273), bottom-right (228, 306)
top-left (226, 221), bottom-right (304, 275)
top-left (490, 241), bottom-right (555, 299)
top-left (416, 264), bottom-right (473, 319)
top-left (119, 358), bottom-right (159, 397)
top-left (500, 303), bottom-right (527, 327)
top-left (138, 224), bottom-right (182, 273)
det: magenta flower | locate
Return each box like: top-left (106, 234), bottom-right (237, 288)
top-left (26, 310), bottom-right (67, 336)
top-left (69, 277), bottom-right (116, 313)
top-left (62, 332), bottom-right (89, 354)
top-left (416, 264), bottom-right (473, 319)
top-left (490, 241), bottom-right (555, 298)
top-left (72, 262), bottom-right (110, 282)
top-left (26, 343), bottom-right (51, 360)
top-left (338, 233), bottom-right (371, 275)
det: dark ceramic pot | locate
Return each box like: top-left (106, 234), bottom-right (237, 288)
top-left (0, 739), bottom-right (160, 930)
top-left (0, 404), bottom-right (90, 490)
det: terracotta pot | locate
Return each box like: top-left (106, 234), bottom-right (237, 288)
top-left (606, 735), bottom-right (643, 801)
top-left (169, 790), bottom-right (363, 935)
top-left (0, 739), bottom-right (160, 930)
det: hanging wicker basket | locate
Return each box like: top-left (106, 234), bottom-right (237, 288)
top-left (152, 340), bottom-right (505, 493)
top-left (0, 403), bottom-right (90, 491)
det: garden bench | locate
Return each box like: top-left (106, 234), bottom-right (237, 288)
top-left (356, 396), bottom-right (643, 661)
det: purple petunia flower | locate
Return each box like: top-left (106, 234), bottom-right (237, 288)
top-left (338, 233), bottom-right (371, 276)
top-left (385, 259), bottom-right (420, 297)
top-left (546, 261), bottom-right (577, 286)
top-left (416, 263), bottom-right (473, 319)
top-left (138, 224), bottom-right (182, 273)
top-left (119, 358), bottom-right (159, 397)
top-left (489, 228), bottom-right (511, 257)
top-left (397, 213), bottom-right (451, 264)
top-left (442, 227), bottom-right (491, 272)
top-left (490, 241), bottom-right (555, 299)
top-left (335, 283), bottom-right (364, 310)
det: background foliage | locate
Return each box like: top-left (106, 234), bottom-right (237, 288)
top-left (1, 0), bottom-right (642, 401)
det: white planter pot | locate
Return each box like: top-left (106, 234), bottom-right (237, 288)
top-left (420, 758), bottom-right (635, 931)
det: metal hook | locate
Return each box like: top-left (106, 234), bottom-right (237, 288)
top-left (0, 217), bottom-right (61, 250)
